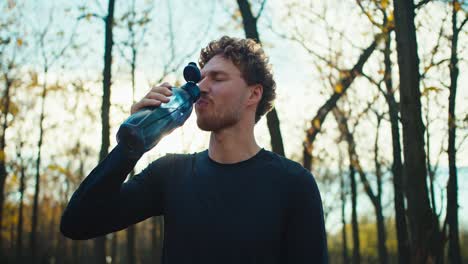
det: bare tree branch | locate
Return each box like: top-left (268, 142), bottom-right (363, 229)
top-left (356, 0), bottom-right (383, 28)
top-left (415, 0), bottom-right (432, 9)
top-left (255, 0), bottom-right (268, 20)
top-left (77, 13), bottom-right (104, 21)
top-left (459, 16), bottom-right (468, 32)
top-left (420, 13), bottom-right (449, 79)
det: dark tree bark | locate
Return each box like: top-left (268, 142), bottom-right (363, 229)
top-left (373, 114), bottom-right (389, 264)
top-left (334, 108), bottom-right (390, 264)
top-left (95, 0), bottom-right (116, 263)
top-left (382, 29), bottom-right (410, 264)
top-left (339, 153), bottom-right (350, 264)
top-left (152, 216), bottom-right (163, 264)
top-left (392, 0), bottom-right (442, 262)
top-left (446, 1), bottom-right (466, 263)
top-left (152, 217), bottom-right (158, 263)
top-left (72, 240), bottom-right (80, 264)
top-left (236, 0), bottom-right (285, 156)
top-left (110, 233), bottom-right (118, 264)
top-left (349, 164), bottom-right (360, 264)
top-left (126, 7), bottom-right (137, 261)
top-left (0, 72), bottom-right (13, 259)
top-left (15, 140), bottom-right (26, 263)
top-left (30, 66), bottom-right (48, 264)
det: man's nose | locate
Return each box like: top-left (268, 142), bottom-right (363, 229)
top-left (198, 77), bottom-right (209, 93)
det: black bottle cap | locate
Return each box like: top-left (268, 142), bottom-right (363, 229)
top-left (183, 62), bottom-right (201, 83)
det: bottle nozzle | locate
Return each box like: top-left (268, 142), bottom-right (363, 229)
top-left (183, 62), bottom-right (201, 83)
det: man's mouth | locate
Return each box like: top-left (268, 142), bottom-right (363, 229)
top-left (196, 98), bottom-right (210, 108)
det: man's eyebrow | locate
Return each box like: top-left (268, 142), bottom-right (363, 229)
top-left (201, 70), bottom-right (229, 77)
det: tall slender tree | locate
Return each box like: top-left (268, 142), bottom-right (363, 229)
top-left (29, 10), bottom-right (78, 263)
top-left (236, 0), bottom-right (285, 156)
top-left (446, 1), bottom-right (467, 263)
top-left (115, 0), bottom-right (152, 262)
top-left (0, 5), bottom-right (23, 257)
top-left (95, 1), bottom-right (116, 263)
top-left (354, 2), bottom-right (410, 260)
top-left (392, 0), bottom-right (442, 262)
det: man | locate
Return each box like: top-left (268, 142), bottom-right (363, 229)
top-left (61, 36), bottom-right (328, 263)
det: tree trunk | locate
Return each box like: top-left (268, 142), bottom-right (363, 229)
top-left (392, 0), bottom-right (442, 262)
top-left (374, 118), bottom-right (389, 264)
top-left (16, 141), bottom-right (26, 263)
top-left (72, 241), bottom-right (80, 264)
top-left (339, 154), bottom-right (349, 264)
top-left (127, 27), bottom-right (137, 264)
top-left (152, 216), bottom-right (164, 264)
top-left (236, 0), bottom-right (285, 156)
top-left (95, 0), bottom-right (116, 263)
top-left (152, 217), bottom-right (158, 263)
top-left (111, 233), bottom-right (118, 264)
top-left (446, 1), bottom-right (464, 263)
top-left (382, 29), bottom-right (410, 264)
top-left (334, 107), bottom-right (390, 264)
top-left (349, 164), bottom-right (360, 264)
top-left (30, 67), bottom-right (48, 264)
top-left (0, 74), bottom-right (13, 259)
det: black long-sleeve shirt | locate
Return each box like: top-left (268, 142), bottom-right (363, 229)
top-left (61, 144), bottom-right (328, 263)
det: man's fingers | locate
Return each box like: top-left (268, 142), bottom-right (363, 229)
top-left (130, 84), bottom-right (174, 114)
top-left (146, 92), bottom-right (170, 103)
top-left (131, 99), bottom-right (161, 114)
top-left (158, 82), bottom-right (172, 89)
top-left (150, 86), bottom-right (173, 96)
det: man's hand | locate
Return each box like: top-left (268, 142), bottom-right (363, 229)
top-left (130, 82), bottom-right (173, 114)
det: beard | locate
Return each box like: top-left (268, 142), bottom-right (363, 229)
top-left (196, 105), bottom-right (241, 132)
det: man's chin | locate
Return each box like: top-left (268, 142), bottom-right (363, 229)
top-left (196, 117), bottom-right (212, 131)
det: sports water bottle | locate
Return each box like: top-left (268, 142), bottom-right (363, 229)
top-left (117, 62), bottom-right (201, 154)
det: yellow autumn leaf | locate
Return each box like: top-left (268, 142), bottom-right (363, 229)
top-left (339, 70), bottom-right (351, 79)
top-left (454, 1), bottom-right (461, 12)
top-left (381, 0), bottom-right (388, 9)
top-left (421, 86), bottom-right (443, 96)
top-left (387, 13), bottom-right (394, 22)
top-left (48, 164), bottom-right (68, 175)
top-left (3, 101), bottom-right (19, 116)
top-left (29, 71), bottom-right (39, 88)
top-left (426, 86), bottom-right (443, 93)
top-left (313, 118), bottom-right (321, 130)
top-left (16, 38), bottom-right (23, 46)
top-left (0, 150), bottom-right (5, 162)
top-left (334, 83), bottom-right (344, 94)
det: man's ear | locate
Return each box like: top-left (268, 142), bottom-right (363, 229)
top-left (246, 84), bottom-right (263, 106)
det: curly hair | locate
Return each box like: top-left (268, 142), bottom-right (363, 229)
top-left (198, 36), bottom-right (276, 123)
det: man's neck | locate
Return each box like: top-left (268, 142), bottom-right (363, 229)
top-left (208, 125), bottom-right (260, 164)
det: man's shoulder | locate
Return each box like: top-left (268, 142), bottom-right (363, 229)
top-left (260, 150), bottom-right (318, 188)
top-left (261, 151), bottom-right (322, 199)
top-left (145, 152), bottom-right (196, 171)
top-left (261, 149), bottom-right (311, 176)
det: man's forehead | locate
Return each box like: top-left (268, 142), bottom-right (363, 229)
top-left (201, 55), bottom-right (237, 75)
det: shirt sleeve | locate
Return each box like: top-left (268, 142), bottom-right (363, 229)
top-left (60, 143), bottom-right (172, 240)
top-left (285, 167), bottom-right (328, 263)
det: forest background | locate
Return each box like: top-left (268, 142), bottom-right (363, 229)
top-left (0, 0), bottom-right (467, 263)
